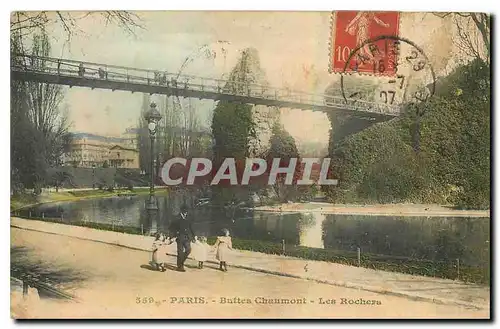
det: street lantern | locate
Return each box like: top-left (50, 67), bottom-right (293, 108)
top-left (144, 102), bottom-right (163, 234)
top-left (145, 102), bottom-right (162, 136)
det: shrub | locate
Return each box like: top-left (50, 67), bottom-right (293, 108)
top-left (324, 59), bottom-right (490, 210)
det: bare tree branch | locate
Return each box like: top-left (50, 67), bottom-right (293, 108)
top-left (11, 11), bottom-right (144, 51)
top-left (55, 11), bottom-right (73, 42)
top-left (102, 11), bottom-right (145, 37)
top-left (434, 12), bottom-right (490, 64)
top-left (454, 15), bottom-right (482, 61)
top-left (471, 13), bottom-right (490, 59)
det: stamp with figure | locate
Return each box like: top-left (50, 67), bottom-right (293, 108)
top-left (330, 11), bottom-right (400, 76)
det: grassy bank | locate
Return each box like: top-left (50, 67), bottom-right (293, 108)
top-left (206, 238), bottom-right (489, 285)
top-left (13, 215), bottom-right (489, 285)
top-left (10, 193), bottom-right (38, 211)
top-left (10, 187), bottom-right (169, 211)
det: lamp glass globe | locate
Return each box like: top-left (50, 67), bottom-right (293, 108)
top-left (148, 122), bottom-right (156, 132)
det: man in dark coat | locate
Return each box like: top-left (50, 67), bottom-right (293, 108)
top-left (168, 205), bottom-right (196, 272)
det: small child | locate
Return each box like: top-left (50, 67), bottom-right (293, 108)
top-left (192, 236), bottom-right (209, 269)
top-left (151, 232), bottom-right (170, 272)
top-left (151, 233), bottom-right (162, 271)
top-left (213, 229), bottom-right (233, 272)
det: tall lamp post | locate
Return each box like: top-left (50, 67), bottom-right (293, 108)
top-left (144, 102), bottom-right (162, 234)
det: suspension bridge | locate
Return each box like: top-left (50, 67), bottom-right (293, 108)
top-left (11, 54), bottom-right (401, 121)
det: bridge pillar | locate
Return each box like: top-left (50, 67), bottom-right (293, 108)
top-left (328, 113), bottom-right (377, 149)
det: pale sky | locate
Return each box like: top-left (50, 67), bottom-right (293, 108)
top-left (40, 11), bottom-right (461, 146)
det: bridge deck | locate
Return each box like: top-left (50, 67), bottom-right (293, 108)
top-left (11, 54), bottom-right (400, 121)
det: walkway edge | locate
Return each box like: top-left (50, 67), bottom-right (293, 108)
top-left (185, 258), bottom-right (486, 311)
top-left (10, 220), bottom-right (487, 311)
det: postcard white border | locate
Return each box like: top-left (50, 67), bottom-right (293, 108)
top-left (1, 0), bottom-right (496, 328)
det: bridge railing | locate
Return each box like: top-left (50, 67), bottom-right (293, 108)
top-left (11, 54), bottom-right (400, 116)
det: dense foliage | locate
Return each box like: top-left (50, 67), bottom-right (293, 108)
top-left (212, 102), bottom-right (255, 160)
top-left (265, 122), bottom-right (312, 202)
top-left (325, 59), bottom-right (490, 209)
top-left (211, 48), bottom-right (262, 204)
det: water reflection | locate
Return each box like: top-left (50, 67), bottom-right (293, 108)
top-left (298, 213), bottom-right (325, 249)
top-left (24, 194), bottom-right (489, 267)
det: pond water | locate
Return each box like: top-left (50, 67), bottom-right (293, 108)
top-left (21, 194), bottom-right (490, 267)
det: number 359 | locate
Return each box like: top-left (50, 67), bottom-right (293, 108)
top-left (136, 297), bottom-right (155, 304)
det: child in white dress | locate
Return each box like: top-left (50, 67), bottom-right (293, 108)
top-left (192, 236), bottom-right (209, 269)
top-left (213, 229), bottom-right (233, 272)
top-left (151, 233), bottom-right (161, 270)
top-left (151, 232), bottom-right (172, 272)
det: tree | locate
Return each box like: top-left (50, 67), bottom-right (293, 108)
top-left (323, 57), bottom-right (490, 209)
top-left (266, 122), bottom-right (303, 202)
top-left (212, 102), bottom-right (255, 159)
top-left (11, 11), bottom-right (142, 194)
top-left (157, 41), bottom-right (230, 161)
top-left (136, 43), bottom-right (228, 177)
top-left (178, 99), bottom-right (201, 156)
top-left (48, 169), bottom-right (73, 192)
top-left (10, 31), bottom-right (71, 193)
top-left (161, 96), bottom-right (203, 158)
top-left (433, 12), bottom-right (490, 65)
top-left (212, 48), bottom-right (266, 160)
top-left (11, 11), bottom-right (143, 43)
top-left (325, 119), bottom-right (424, 203)
top-left (423, 59), bottom-right (490, 209)
top-left (10, 86), bottom-right (45, 192)
top-left (26, 33), bottom-right (71, 167)
top-left (211, 48), bottom-right (269, 205)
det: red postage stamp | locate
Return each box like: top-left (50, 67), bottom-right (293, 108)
top-left (330, 11), bottom-right (400, 76)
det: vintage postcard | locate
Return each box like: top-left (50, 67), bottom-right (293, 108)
top-left (10, 10), bottom-right (490, 319)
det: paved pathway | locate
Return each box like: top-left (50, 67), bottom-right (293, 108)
top-left (11, 227), bottom-right (490, 319)
top-left (10, 217), bottom-right (490, 313)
